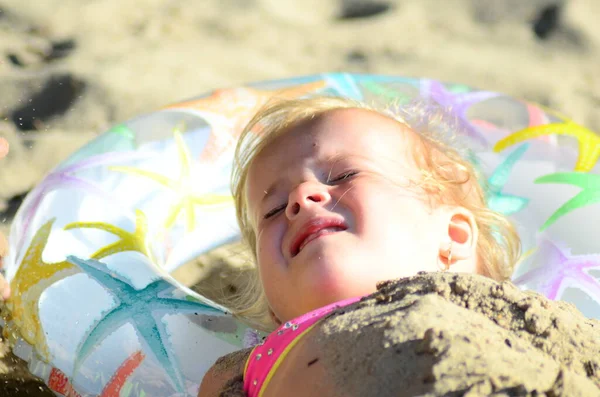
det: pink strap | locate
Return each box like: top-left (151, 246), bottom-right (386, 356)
top-left (244, 297), bottom-right (360, 397)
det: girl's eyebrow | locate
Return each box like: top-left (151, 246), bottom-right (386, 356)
top-left (320, 152), bottom-right (369, 169)
top-left (320, 153), bottom-right (345, 165)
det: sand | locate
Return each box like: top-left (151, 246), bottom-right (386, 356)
top-left (211, 273), bottom-right (600, 396)
top-left (318, 273), bottom-right (600, 396)
top-left (1, 0), bottom-right (600, 395)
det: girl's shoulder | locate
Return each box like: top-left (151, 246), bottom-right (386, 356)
top-left (198, 348), bottom-right (253, 397)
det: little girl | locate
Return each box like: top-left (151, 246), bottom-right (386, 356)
top-left (199, 95), bottom-right (521, 396)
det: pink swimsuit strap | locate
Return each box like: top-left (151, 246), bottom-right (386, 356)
top-left (243, 297), bottom-right (361, 397)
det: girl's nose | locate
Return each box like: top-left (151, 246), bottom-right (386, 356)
top-left (286, 182), bottom-right (331, 219)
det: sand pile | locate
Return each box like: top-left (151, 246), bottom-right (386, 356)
top-left (317, 273), bottom-right (600, 396)
top-left (217, 273), bottom-right (600, 396)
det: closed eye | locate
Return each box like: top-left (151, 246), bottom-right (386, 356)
top-left (328, 171), bottom-right (358, 183)
top-left (264, 203), bottom-right (287, 219)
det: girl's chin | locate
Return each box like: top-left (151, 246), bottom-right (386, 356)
top-left (303, 277), bottom-right (374, 304)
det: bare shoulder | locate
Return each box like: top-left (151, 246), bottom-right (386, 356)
top-left (198, 348), bottom-right (253, 397)
top-left (263, 326), bottom-right (337, 397)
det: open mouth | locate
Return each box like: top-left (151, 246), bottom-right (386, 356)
top-left (291, 219), bottom-right (347, 257)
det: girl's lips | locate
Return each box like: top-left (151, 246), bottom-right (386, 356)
top-left (297, 226), bottom-right (345, 253)
top-left (290, 218), bottom-right (347, 257)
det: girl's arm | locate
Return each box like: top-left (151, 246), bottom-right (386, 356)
top-left (198, 348), bottom-right (252, 397)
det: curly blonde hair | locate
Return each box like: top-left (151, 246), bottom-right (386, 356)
top-left (229, 95), bottom-right (521, 332)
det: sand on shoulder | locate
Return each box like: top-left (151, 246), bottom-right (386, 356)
top-left (310, 272), bottom-right (600, 396)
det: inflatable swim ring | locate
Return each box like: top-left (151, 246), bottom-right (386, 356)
top-left (3, 73), bottom-right (599, 396)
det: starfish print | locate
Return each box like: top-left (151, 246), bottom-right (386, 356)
top-left (164, 80), bottom-right (326, 162)
top-left (534, 172), bottom-right (600, 231)
top-left (493, 118), bottom-right (600, 172)
top-left (109, 124), bottom-right (136, 139)
top-left (101, 350), bottom-right (146, 397)
top-left (420, 79), bottom-right (498, 146)
top-left (15, 150), bottom-right (154, 257)
top-left (512, 238), bottom-right (600, 302)
top-left (323, 73), bottom-right (364, 100)
top-left (64, 209), bottom-right (152, 262)
top-left (48, 367), bottom-right (82, 397)
top-left (47, 350), bottom-right (146, 397)
top-left (524, 102), bottom-right (549, 128)
top-left (66, 255), bottom-right (224, 394)
top-left (486, 144), bottom-right (530, 215)
top-left (110, 130), bottom-right (232, 232)
top-left (5, 219), bottom-right (80, 359)
top-left (322, 73), bottom-right (414, 100)
top-left (62, 125), bottom-right (137, 168)
top-left (359, 77), bottom-right (419, 104)
top-left (470, 101), bottom-right (549, 135)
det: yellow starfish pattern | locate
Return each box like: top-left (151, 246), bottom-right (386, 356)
top-left (164, 80), bottom-right (326, 162)
top-left (4, 219), bottom-right (80, 359)
top-left (493, 119), bottom-right (600, 172)
top-left (110, 130), bottom-right (232, 232)
top-left (64, 209), bottom-right (152, 261)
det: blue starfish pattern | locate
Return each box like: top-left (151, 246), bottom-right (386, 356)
top-left (323, 73), bottom-right (364, 99)
top-left (486, 144), bottom-right (530, 215)
top-left (67, 256), bottom-right (226, 394)
top-left (420, 79), bottom-right (499, 146)
top-left (358, 75), bottom-right (419, 104)
top-left (319, 73), bottom-right (417, 101)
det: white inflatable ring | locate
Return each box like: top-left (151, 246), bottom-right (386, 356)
top-left (3, 73), bottom-right (600, 396)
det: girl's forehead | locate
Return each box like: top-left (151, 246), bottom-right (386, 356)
top-left (254, 108), bottom-right (415, 167)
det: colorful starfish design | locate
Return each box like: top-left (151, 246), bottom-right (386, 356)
top-left (5, 219), bottom-right (80, 359)
top-left (470, 101), bottom-right (550, 136)
top-left (493, 119), bottom-right (600, 172)
top-left (15, 150), bottom-right (154, 257)
top-left (485, 144), bottom-right (530, 215)
top-left (535, 172), bottom-right (600, 231)
top-left (48, 350), bottom-right (146, 397)
top-left (164, 80), bottom-right (326, 162)
top-left (419, 79), bottom-right (498, 146)
top-left (524, 102), bottom-right (549, 128)
top-left (324, 73), bottom-right (413, 100)
top-left (66, 256), bottom-right (224, 394)
top-left (48, 367), bottom-right (82, 397)
top-left (359, 79), bottom-right (419, 104)
top-left (110, 130), bottom-right (232, 232)
top-left (61, 125), bottom-right (137, 168)
top-left (323, 73), bottom-right (364, 100)
top-left (512, 239), bottom-right (600, 302)
top-left (101, 350), bottom-right (146, 397)
top-left (64, 209), bottom-right (152, 261)
top-left (320, 73), bottom-right (420, 104)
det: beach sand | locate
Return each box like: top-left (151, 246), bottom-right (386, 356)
top-left (214, 273), bottom-right (600, 396)
top-left (317, 273), bottom-right (600, 396)
top-left (1, 0), bottom-right (599, 395)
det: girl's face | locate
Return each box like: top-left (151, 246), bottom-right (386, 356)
top-left (246, 108), bottom-right (478, 323)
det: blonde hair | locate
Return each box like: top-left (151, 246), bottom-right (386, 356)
top-left (230, 95), bottom-right (521, 332)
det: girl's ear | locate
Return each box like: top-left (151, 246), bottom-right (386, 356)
top-left (437, 206), bottom-right (479, 273)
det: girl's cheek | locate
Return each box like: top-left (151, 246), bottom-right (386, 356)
top-left (258, 224), bottom-right (277, 256)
